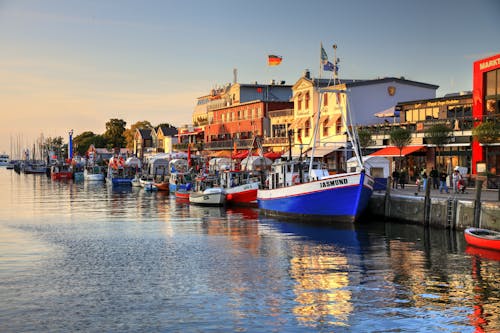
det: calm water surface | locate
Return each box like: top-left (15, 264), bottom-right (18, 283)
top-left (0, 168), bottom-right (499, 332)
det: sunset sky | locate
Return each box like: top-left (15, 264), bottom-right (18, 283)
top-left (1, 0), bottom-right (499, 156)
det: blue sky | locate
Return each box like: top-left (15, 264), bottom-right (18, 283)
top-left (0, 0), bottom-right (499, 155)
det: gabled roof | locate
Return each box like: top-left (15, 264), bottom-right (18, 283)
top-left (156, 125), bottom-right (178, 137)
top-left (136, 128), bottom-right (153, 140)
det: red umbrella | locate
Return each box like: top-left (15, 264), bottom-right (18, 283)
top-left (264, 151), bottom-right (282, 160)
top-left (232, 151), bottom-right (249, 159)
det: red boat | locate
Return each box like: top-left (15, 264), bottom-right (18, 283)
top-left (50, 164), bottom-right (73, 180)
top-left (220, 170), bottom-right (260, 206)
top-left (464, 228), bottom-right (500, 251)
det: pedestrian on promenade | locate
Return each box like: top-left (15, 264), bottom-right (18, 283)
top-left (439, 170), bottom-right (449, 193)
top-left (422, 171), bottom-right (428, 191)
top-left (452, 169), bottom-right (462, 193)
top-left (399, 169), bottom-right (406, 189)
top-left (430, 167), bottom-right (439, 189)
top-left (392, 169), bottom-right (400, 189)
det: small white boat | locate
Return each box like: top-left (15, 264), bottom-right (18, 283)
top-left (84, 165), bottom-right (104, 181)
top-left (189, 176), bottom-right (225, 206)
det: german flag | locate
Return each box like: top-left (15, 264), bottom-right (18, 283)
top-left (268, 55), bottom-right (282, 66)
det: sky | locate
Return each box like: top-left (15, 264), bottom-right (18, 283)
top-left (1, 0), bottom-right (499, 156)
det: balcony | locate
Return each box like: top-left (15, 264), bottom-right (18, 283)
top-left (204, 139), bottom-right (254, 150)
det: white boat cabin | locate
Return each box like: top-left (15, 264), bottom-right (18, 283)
top-left (266, 159), bottom-right (329, 189)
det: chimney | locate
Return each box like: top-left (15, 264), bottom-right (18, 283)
top-left (233, 68), bottom-right (238, 84)
top-left (303, 69), bottom-right (311, 79)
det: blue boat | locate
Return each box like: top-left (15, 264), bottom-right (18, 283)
top-left (257, 87), bottom-right (374, 222)
top-left (106, 156), bottom-right (141, 187)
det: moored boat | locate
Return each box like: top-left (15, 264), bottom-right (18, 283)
top-left (464, 228), bottom-right (500, 251)
top-left (84, 165), bottom-right (105, 181)
top-left (50, 163), bottom-right (73, 180)
top-left (220, 170), bottom-right (260, 206)
top-left (257, 86), bottom-right (374, 222)
top-left (189, 175), bottom-right (225, 206)
top-left (106, 156), bottom-right (141, 187)
top-left (0, 154), bottom-right (10, 166)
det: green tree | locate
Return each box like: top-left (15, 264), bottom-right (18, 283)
top-left (357, 128), bottom-right (372, 156)
top-left (473, 120), bottom-right (500, 173)
top-left (104, 118), bottom-right (127, 148)
top-left (390, 127), bottom-right (412, 171)
top-left (424, 124), bottom-right (452, 169)
top-left (124, 120), bottom-right (153, 150)
top-left (73, 131), bottom-right (107, 156)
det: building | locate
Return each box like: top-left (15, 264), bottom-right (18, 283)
top-left (154, 125), bottom-right (178, 154)
top-left (288, 70), bottom-right (439, 172)
top-left (472, 53), bottom-right (500, 177)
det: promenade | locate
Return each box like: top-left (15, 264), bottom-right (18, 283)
top-left (380, 183), bottom-right (500, 202)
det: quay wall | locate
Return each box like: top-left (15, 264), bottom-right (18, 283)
top-left (367, 192), bottom-right (500, 231)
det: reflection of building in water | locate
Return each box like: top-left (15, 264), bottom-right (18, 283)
top-left (289, 248), bottom-right (354, 327)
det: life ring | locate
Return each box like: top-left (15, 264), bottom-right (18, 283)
top-left (292, 174), bottom-right (300, 184)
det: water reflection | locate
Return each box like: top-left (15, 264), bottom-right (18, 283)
top-left (0, 169), bottom-right (499, 332)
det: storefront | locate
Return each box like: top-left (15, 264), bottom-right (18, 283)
top-left (472, 53), bottom-right (500, 177)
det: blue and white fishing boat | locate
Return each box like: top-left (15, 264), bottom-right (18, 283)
top-left (106, 156), bottom-right (141, 187)
top-left (257, 87), bottom-right (374, 222)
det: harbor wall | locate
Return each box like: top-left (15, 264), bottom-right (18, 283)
top-left (367, 193), bottom-right (500, 231)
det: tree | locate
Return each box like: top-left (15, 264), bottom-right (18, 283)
top-left (123, 120), bottom-right (153, 149)
top-left (357, 128), bottom-right (372, 156)
top-left (424, 124), bottom-right (452, 169)
top-left (73, 131), bottom-right (107, 156)
top-left (390, 127), bottom-right (412, 171)
top-left (104, 118), bottom-right (127, 148)
top-left (473, 120), bottom-right (500, 173)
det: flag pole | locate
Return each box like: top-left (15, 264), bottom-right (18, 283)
top-left (319, 43), bottom-right (322, 80)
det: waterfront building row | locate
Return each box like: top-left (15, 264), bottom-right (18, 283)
top-left (171, 54), bottom-right (499, 187)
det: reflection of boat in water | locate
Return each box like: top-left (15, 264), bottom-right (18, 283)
top-left (465, 245), bottom-right (500, 261)
top-left (188, 204), bottom-right (225, 218)
top-left (464, 228), bottom-right (500, 251)
top-left (225, 207), bottom-right (259, 219)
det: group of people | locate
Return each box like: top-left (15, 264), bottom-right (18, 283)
top-left (391, 167), bottom-right (465, 194)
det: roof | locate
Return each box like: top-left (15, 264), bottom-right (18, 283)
top-left (157, 125), bottom-right (178, 137)
top-left (370, 145), bottom-right (425, 157)
top-left (137, 128), bottom-right (153, 140)
top-left (344, 77), bottom-right (439, 90)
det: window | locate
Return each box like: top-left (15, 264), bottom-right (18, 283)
top-left (297, 93), bottom-right (302, 110)
top-left (485, 69), bottom-right (500, 114)
top-left (323, 93), bottom-right (328, 106)
top-left (305, 92), bottom-right (310, 109)
top-left (304, 120), bottom-right (310, 137)
top-left (336, 118), bottom-right (342, 134)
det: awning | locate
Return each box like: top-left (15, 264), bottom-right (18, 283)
top-left (304, 144), bottom-right (344, 158)
top-left (374, 106), bottom-right (400, 118)
top-left (370, 145), bottom-right (425, 157)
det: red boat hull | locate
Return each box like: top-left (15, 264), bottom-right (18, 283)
top-left (51, 172), bottom-right (73, 180)
top-left (464, 228), bottom-right (500, 251)
top-left (226, 189), bottom-right (257, 205)
top-left (175, 191), bottom-right (190, 200)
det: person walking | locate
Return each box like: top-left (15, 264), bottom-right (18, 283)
top-left (392, 169), bottom-right (400, 189)
top-left (430, 167), bottom-right (439, 189)
top-left (439, 170), bottom-right (449, 194)
top-left (452, 169), bottom-right (461, 193)
top-left (399, 169), bottom-right (406, 189)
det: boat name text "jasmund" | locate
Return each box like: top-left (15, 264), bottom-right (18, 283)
top-left (320, 178), bottom-right (348, 189)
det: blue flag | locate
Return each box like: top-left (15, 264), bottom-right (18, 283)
top-left (323, 61), bottom-right (334, 71)
top-left (320, 43), bottom-right (328, 64)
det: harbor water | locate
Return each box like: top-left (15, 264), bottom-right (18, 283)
top-left (0, 168), bottom-right (499, 332)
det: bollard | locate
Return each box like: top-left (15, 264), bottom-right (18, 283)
top-left (424, 180), bottom-right (431, 226)
top-left (473, 180), bottom-right (483, 228)
top-left (384, 177), bottom-right (392, 219)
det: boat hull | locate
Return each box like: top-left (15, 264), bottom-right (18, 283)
top-left (51, 171), bottom-right (73, 180)
top-left (189, 189), bottom-right (226, 206)
top-left (257, 172), bottom-right (373, 222)
top-left (464, 228), bottom-right (500, 251)
top-left (107, 177), bottom-right (133, 186)
top-left (225, 182), bottom-right (259, 205)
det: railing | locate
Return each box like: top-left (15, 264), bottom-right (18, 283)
top-left (268, 109), bottom-right (294, 118)
top-left (204, 138), bottom-right (254, 150)
top-left (263, 137), bottom-right (288, 145)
